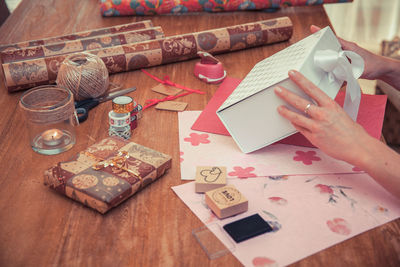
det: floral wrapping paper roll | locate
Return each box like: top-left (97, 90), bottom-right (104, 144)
top-left (100, 0), bottom-right (353, 16)
top-left (0, 20), bottom-right (154, 52)
top-left (0, 27), bottom-right (165, 64)
top-left (2, 17), bottom-right (293, 92)
top-left (44, 136), bottom-right (172, 214)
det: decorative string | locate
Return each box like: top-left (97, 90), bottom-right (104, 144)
top-left (85, 151), bottom-right (144, 188)
top-left (19, 85), bottom-right (76, 124)
top-left (141, 69), bottom-right (205, 95)
top-left (57, 52), bottom-right (109, 101)
top-left (143, 92), bottom-right (193, 110)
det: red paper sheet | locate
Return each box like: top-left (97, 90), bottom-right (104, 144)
top-left (191, 77), bottom-right (387, 147)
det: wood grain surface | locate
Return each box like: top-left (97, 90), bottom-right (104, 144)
top-left (0, 0), bottom-right (399, 266)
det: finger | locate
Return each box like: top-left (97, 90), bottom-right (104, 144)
top-left (310, 25), bottom-right (321, 33)
top-left (292, 123), bottom-right (317, 145)
top-left (274, 86), bottom-right (318, 117)
top-left (288, 70), bottom-right (333, 107)
top-left (277, 105), bottom-right (314, 131)
top-left (292, 122), bottom-right (310, 134)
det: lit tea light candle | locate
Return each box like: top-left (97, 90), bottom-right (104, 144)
top-left (41, 129), bottom-right (64, 146)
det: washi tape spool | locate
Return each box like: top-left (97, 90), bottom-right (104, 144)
top-left (108, 111), bottom-right (130, 127)
top-left (130, 100), bottom-right (138, 130)
top-left (135, 104), bottom-right (143, 120)
top-left (109, 125), bottom-right (131, 139)
top-left (112, 96), bottom-right (134, 113)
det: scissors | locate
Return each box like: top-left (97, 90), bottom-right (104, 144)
top-left (75, 87), bottom-right (136, 123)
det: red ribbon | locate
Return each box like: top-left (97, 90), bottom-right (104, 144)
top-left (141, 69), bottom-right (205, 95)
top-left (143, 92), bottom-right (193, 110)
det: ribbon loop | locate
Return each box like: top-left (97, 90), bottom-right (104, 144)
top-left (314, 49), bottom-right (364, 121)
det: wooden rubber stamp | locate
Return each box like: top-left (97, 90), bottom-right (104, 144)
top-left (205, 185), bottom-right (248, 219)
top-left (195, 166), bottom-right (227, 193)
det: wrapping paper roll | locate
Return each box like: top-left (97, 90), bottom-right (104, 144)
top-left (2, 17), bottom-right (293, 92)
top-left (0, 20), bottom-right (154, 52)
top-left (1, 27), bottom-right (165, 64)
top-left (100, 0), bottom-right (353, 16)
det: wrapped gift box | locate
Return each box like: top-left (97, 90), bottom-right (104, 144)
top-left (217, 27), bottom-right (361, 153)
top-left (44, 137), bottom-right (172, 213)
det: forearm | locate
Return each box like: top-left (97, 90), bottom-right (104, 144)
top-left (355, 135), bottom-right (400, 199)
top-left (376, 57), bottom-right (400, 91)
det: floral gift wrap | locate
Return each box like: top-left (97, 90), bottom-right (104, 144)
top-left (44, 137), bottom-right (172, 213)
top-left (100, 0), bottom-right (353, 16)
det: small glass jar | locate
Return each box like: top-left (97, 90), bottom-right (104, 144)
top-left (19, 85), bottom-right (78, 155)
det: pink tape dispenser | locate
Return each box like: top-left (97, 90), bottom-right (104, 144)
top-left (194, 51), bottom-right (226, 84)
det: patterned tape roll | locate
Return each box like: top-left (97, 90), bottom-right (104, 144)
top-left (108, 111), bottom-right (131, 126)
top-left (112, 96), bottom-right (134, 113)
top-left (109, 125), bottom-right (131, 140)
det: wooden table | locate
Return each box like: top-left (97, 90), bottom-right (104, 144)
top-left (0, 1), bottom-right (399, 266)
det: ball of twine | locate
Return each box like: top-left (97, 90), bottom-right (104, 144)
top-left (56, 52), bottom-right (109, 101)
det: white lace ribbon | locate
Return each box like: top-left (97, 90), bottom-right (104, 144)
top-left (314, 49), bottom-right (364, 120)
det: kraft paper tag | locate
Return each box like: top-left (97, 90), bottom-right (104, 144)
top-left (155, 101), bottom-right (188, 111)
top-left (151, 84), bottom-right (183, 96)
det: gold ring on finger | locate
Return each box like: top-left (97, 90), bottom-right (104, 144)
top-left (304, 103), bottom-right (312, 115)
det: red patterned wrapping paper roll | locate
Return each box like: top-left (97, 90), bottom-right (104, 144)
top-left (100, 0), bottom-right (353, 16)
top-left (1, 27), bottom-right (165, 64)
top-left (2, 17), bottom-right (293, 92)
top-left (0, 20), bottom-right (154, 52)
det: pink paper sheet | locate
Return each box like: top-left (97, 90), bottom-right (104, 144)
top-left (172, 173), bottom-right (400, 266)
top-left (180, 111), bottom-right (362, 180)
top-left (191, 77), bottom-right (387, 147)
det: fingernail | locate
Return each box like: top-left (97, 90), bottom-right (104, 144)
top-left (274, 86), bottom-right (282, 93)
top-left (288, 70), bottom-right (296, 76)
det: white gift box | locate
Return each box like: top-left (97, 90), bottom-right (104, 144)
top-left (217, 26), bottom-right (363, 153)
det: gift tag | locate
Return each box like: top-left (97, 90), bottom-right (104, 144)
top-left (151, 84), bottom-right (183, 96)
top-left (155, 101), bottom-right (188, 111)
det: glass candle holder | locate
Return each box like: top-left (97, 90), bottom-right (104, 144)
top-left (19, 85), bottom-right (78, 155)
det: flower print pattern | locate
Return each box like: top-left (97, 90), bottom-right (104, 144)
top-left (314, 184), bottom-right (356, 208)
top-left (228, 166), bottom-right (256, 178)
top-left (374, 205), bottom-right (389, 214)
top-left (184, 133), bottom-right (210, 146)
top-left (252, 256), bottom-right (278, 267)
top-left (327, 218), bottom-right (351, 236)
top-left (293, 150), bottom-right (321, 165)
top-left (180, 151), bottom-right (184, 162)
top-left (268, 197), bottom-right (288, 206)
top-left (268, 175), bottom-right (288, 181)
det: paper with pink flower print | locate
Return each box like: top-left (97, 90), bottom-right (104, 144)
top-left (172, 173), bottom-right (400, 266)
top-left (179, 111), bottom-right (362, 180)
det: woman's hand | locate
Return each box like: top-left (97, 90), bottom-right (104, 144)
top-left (274, 70), bottom-right (370, 165)
top-left (275, 70), bottom-right (400, 198)
top-left (311, 25), bottom-right (400, 85)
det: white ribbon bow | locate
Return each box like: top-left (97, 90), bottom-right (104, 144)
top-left (314, 50), bottom-right (364, 121)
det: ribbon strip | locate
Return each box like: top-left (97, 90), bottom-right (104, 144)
top-left (143, 92), bottom-right (193, 110)
top-left (85, 151), bottom-right (144, 188)
top-left (314, 49), bottom-right (364, 121)
top-left (141, 69), bottom-right (205, 95)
